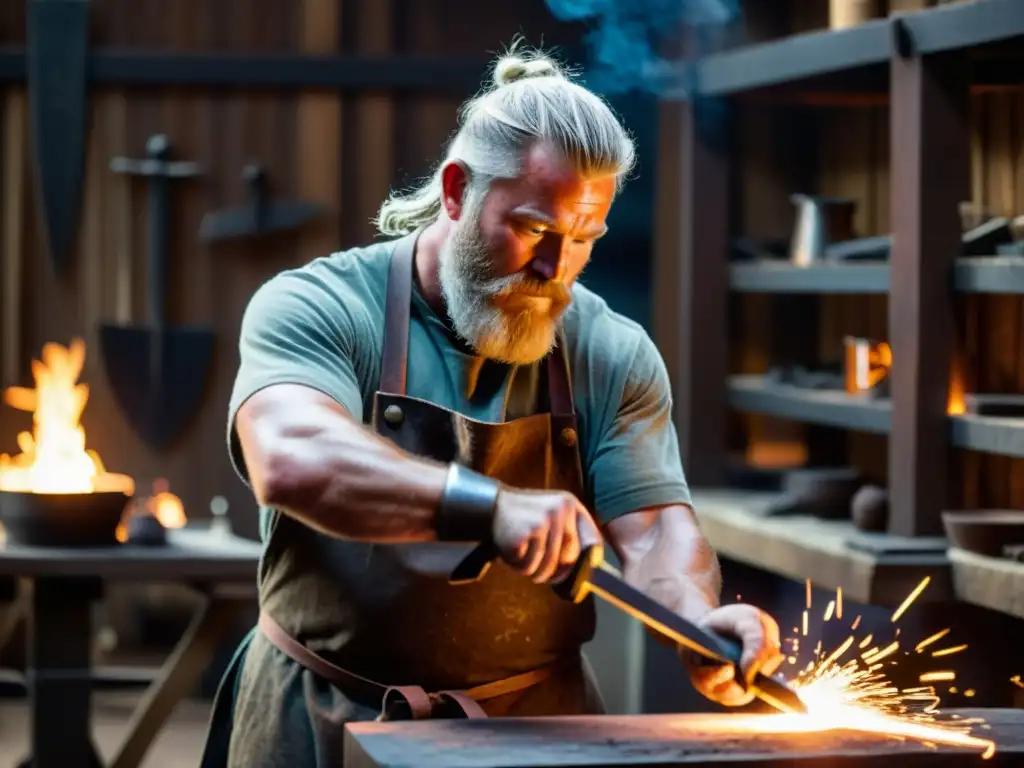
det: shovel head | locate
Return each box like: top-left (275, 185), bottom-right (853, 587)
top-left (98, 323), bottom-right (215, 450)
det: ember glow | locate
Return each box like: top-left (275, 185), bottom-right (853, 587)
top-left (0, 340), bottom-right (133, 495)
top-left (115, 477), bottom-right (187, 543)
top-left (764, 577), bottom-right (996, 759)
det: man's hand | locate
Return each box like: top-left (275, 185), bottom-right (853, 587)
top-left (492, 489), bottom-right (602, 584)
top-left (683, 603), bottom-right (784, 707)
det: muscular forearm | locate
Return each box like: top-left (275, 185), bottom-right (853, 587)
top-left (631, 531), bottom-right (721, 622)
top-left (610, 505), bottom-right (722, 627)
top-left (239, 389), bottom-right (449, 542)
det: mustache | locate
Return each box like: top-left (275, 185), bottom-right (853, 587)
top-left (494, 275), bottom-right (572, 303)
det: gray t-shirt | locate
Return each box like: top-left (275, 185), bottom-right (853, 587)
top-left (227, 237), bottom-right (691, 537)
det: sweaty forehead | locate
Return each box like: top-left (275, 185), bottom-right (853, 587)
top-left (507, 141), bottom-right (615, 212)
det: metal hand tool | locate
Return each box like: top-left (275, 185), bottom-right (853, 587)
top-left (100, 134), bottom-right (212, 450)
top-left (451, 542), bottom-right (807, 715)
top-left (199, 164), bottom-right (325, 243)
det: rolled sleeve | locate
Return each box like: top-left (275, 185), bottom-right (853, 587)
top-left (227, 272), bottom-right (365, 485)
top-left (587, 334), bottom-right (692, 522)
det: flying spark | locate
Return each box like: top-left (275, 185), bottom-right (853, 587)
top-left (771, 577), bottom-right (995, 759)
top-left (916, 628), bottom-right (951, 652)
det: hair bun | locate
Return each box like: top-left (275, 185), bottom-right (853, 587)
top-left (493, 54), bottom-right (560, 87)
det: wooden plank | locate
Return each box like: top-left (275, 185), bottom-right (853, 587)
top-left (342, 0), bottom-right (396, 247)
top-left (690, 490), bottom-right (950, 606)
top-left (653, 101), bottom-right (729, 486)
top-left (1, 87), bottom-right (26, 387)
top-left (342, 708), bottom-right (1020, 768)
top-left (297, 0), bottom-right (342, 256)
top-left (949, 546), bottom-right (1024, 619)
top-left (887, 48), bottom-right (969, 537)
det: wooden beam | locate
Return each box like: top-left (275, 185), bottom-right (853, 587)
top-left (887, 33), bottom-right (969, 537)
top-left (653, 100), bottom-right (729, 487)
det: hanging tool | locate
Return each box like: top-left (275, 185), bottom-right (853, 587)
top-left (198, 163), bottom-right (325, 243)
top-left (451, 543), bottom-right (807, 715)
top-left (99, 134), bottom-right (213, 451)
top-left (27, 0), bottom-right (90, 274)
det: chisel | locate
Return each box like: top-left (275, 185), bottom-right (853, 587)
top-left (555, 545), bottom-right (808, 715)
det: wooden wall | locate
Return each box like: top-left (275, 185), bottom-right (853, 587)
top-left (731, 4), bottom-right (1024, 511)
top-left (0, 0), bottom-right (582, 540)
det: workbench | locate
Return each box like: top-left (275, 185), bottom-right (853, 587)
top-left (0, 527), bottom-right (260, 768)
top-left (344, 708), bottom-right (1024, 767)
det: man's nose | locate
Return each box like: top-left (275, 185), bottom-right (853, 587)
top-left (531, 237), bottom-right (569, 282)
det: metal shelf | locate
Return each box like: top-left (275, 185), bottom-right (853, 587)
top-left (729, 257), bottom-right (1024, 295)
top-left (729, 262), bottom-right (888, 293)
top-left (727, 375), bottom-right (892, 433)
top-left (950, 413), bottom-right (1024, 458)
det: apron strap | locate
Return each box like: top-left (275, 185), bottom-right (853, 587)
top-left (378, 228), bottom-right (576, 419)
top-left (545, 337), bottom-right (575, 418)
top-left (259, 611), bottom-right (556, 721)
top-left (379, 231), bottom-right (418, 395)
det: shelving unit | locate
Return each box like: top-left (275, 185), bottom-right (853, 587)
top-left (653, 0), bottom-right (1024, 610)
top-left (692, 0), bottom-right (1024, 99)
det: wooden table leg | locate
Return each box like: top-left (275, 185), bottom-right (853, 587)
top-left (24, 576), bottom-right (104, 768)
top-left (0, 578), bottom-right (31, 666)
top-left (108, 591), bottom-right (248, 768)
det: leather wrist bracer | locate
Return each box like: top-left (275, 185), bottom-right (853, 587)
top-left (435, 463), bottom-right (500, 542)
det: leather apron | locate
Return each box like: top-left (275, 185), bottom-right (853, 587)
top-left (200, 232), bottom-right (602, 767)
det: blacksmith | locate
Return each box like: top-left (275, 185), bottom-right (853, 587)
top-left (200, 43), bottom-right (785, 767)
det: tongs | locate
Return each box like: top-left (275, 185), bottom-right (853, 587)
top-left (451, 542), bottom-right (807, 715)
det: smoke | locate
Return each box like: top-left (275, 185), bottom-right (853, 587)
top-left (544, 0), bottom-right (743, 97)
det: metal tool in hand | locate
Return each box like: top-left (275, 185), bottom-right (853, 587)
top-left (450, 542), bottom-right (807, 715)
top-left (199, 164), bottom-right (326, 243)
top-left (100, 135), bottom-right (214, 450)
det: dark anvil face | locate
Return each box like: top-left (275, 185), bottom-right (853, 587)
top-left (342, 709), bottom-right (1024, 767)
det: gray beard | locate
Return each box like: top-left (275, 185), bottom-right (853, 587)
top-left (437, 214), bottom-right (568, 365)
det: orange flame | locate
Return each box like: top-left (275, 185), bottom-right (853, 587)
top-left (947, 356), bottom-right (966, 415)
top-left (844, 340), bottom-right (892, 394)
top-left (0, 340), bottom-right (133, 495)
top-left (115, 478), bottom-right (187, 543)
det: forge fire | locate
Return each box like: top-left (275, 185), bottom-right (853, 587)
top-left (0, 338), bottom-right (133, 495)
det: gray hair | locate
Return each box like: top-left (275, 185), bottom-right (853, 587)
top-left (374, 41), bottom-right (637, 237)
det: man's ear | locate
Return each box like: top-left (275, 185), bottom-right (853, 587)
top-left (440, 161), bottom-right (470, 221)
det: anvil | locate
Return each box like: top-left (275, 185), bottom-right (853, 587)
top-left (343, 708), bottom-right (1024, 767)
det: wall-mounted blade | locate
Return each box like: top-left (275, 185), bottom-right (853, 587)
top-left (27, 0), bottom-right (90, 273)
